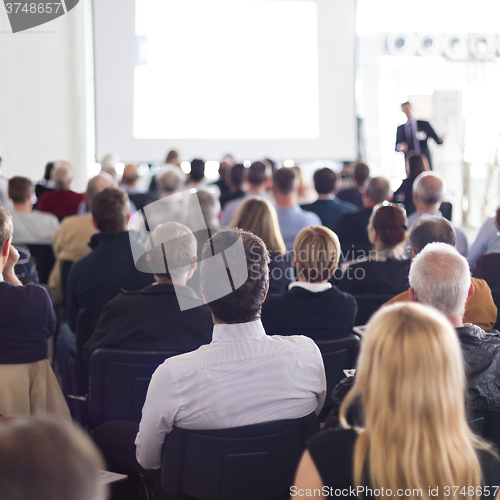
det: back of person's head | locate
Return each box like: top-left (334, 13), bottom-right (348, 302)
top-left (369, 203), bottom-right (407, 249)
top-left (190, 159), bottom-right (205, 182)
top-left (313, 168), bottom-right (336, 195)
top-left (91, 188), bottom-right (130, 234)
top-left (52, 162), bottom-right (74, 190)
top-left (43, 162), bottom-right (56, 182)
top-left (165, 149), bottom-right (180, 165)
top-left (122, 164), bottom-right (138, 186)
top-left (247, 161), bottom-right (271, 187)
top-left (230, 198), bottom-right (286, 255)
top-left (365, 176), bottom-right (391, 205)
top-left (413, 171), bottom-right (444, 206)
top-left (229, 163), bottom-right (245, 189)
top-left (0, 417), bottom-right (107, 500)
top-left (407, 153), bottom-right (429, 179)
top-left (409, 215), bottom-right (456, 254)
top-left (353, 162), bottom-right (370, 187)
top-left (273, 167), bottom-right (298, 196)
top-left (200, 228), bottom-right (270, 324)
top-left (8, 177), bottom-right (32, 204)
top-left (157, 167), bottom-right (186, 195)
top-left (340, 302), bottom-right (484, 496)
top-left (189, 189), bottom-right (220, 228)
top-left (0, 207), bottom-right (13, 250)
top-left (409, 242), bottom-right (471, 319)
top-left (148, 222), bottom-right (197, 281)
top-left (86, 174), bottom-right (114, 210)
top-left (293, 226), bottom-right (340, 282)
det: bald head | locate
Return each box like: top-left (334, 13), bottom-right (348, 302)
top-left (52, 162), bottom-right (74, 190)
top-left (413, 172), bottom-right (444, 209)
top-left (86, 174), bottom-right (114, 209)
top-left (122, 164), bottom-right (139, 187)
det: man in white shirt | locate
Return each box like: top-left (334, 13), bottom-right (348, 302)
top-left (8, 176), bottom-right (59, 245)
top-left (135, 228), bottom-right (326, 470)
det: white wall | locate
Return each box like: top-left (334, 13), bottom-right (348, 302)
top-left (0, 0), bottom-right (95, 191)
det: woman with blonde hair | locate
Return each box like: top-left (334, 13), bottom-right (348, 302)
top-left (261, 226), bottom-right (357, 340)
top-left (293, 302), bottom-right (500, 498)
top-left (230, 197), bottom-right (292, 294)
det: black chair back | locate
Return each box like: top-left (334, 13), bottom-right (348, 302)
top-left (26, 244), bottom-right (55, 284)
top-left (161, 413), bottom-right (320, 500)
top-left (88, 349), bottom-right (179, 429)
top-left (354, 293), bottom-right (396, 325)
top-left (315, 336), bottom-right (361, 418)
top-left (489, 289), bottom-right (500, 330)
top-left (75, 308), bottom-right (102, 365)
top-left (439, 201), bottom-right (453, 221)
top-left (60, 260), bottom-right (74, 301)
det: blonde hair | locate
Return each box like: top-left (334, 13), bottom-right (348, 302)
top-left (340, 302), bottom-right (488, 500)
top-left (293, 226), bottom-right (340, 282)
top-left (230, 198), bottom-right (286, 255)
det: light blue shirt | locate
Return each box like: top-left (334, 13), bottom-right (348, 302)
top-left (407, 211), bottom-right (469, 258)
top-left (276, 206), bottom-right (322, 251)
top-left (468, 217), bottom-right (500, 268)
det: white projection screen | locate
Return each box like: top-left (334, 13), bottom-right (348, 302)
top-left (93, 0), bottom-right (357, 162)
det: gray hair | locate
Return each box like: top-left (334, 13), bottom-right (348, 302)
top-left (189, 190), bottom-right (220, 228)
top-left (52, 161), bottom-right (74, 190)
top-left (148, 222), bottom-right (197, 281)
top-left (0, 207), bottom-right (13, 249)
top-left (86, 173), bottom-right (114, 208)
top-left (366, 176), bottom-right (391, 205)
top-left (157, 167), bottom-right (186, 195)
top-left (0, 417), bottom-right (107, 500)
top-left (413, 171), bottom-right (445, 206)
top-left (409, 215), bottom-right (456, 254)
top-left (409, 242), bottom-right (470, 319)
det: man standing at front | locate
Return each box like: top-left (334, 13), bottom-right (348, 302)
top-left (135, 228), bottom-right (326, 470)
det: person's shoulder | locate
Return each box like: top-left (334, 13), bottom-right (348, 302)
top-left (4, 282), bottom-right (51, 301)
top-left (301, 207), bottom-right (321, 223)
top-left (335, 198), bottom-right (358, 212)
top-left (32, 210), bottom-right (59, 223)
top-left (268, 333), bottom-right (319, 351)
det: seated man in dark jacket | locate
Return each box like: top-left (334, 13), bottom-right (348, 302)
top-left (262, 226), bottom-right (357, 341)
top-left (84, 222), bottom-right (213, 365)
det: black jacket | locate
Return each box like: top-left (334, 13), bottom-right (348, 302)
top-left (335, 207), bottom-right (373, 259)
top-left (261, 285), bottom-right (357, 341)
top-left (65, 231), bottom-right (154, 331)
top-left (83, 283), bottom-right (213, 366)
top-left (396, 120), bottom-right (443, 169)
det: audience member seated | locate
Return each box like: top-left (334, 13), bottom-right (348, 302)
top-left (165, 149), bottom-right (181, 167)
top-left (336, 176), bottom-right (392, 259)
top-left (8, 176), bottom-right (59, 244)
top-left (301, 168), bottom-right (357, 232)
top-left (210, 160), bottom-right (232, 203)
top-left (408, 171), bottom-right (468, 256)
top-left (37, 162), bottom-right (85, 220)
top-left (469, 206), bottom-right (500, 270)
top-left (62, 189), bottom-right (153, 352)
top-left (262, 226), bottom-right (357, 340)
top-left (0, 208), bottom-right (56, 364)
top-left (83, 222), bottom-right (213, 365)
top-left (34, 161), bottom-right (55, 203)
top-left (48, 174), bottom-right (114, 304)
top-left (0, 417), bottom-right (107, 500)
top-left (220, 163), bottom-right (245, 208)
top-left (336, 161), bottom-right (370, 209)
top-left (120, 163), bottom-right (155, 211)
top-left (273, 167), bottom-right (321, 250)
top-left (293, 302), bottom-right (500, 495)
top-left (409, 243), bottom-right (500, 416)
top-left (132, 229), bottom-right (326, 470)
top-left (220, 160), bottom-right (273, 226)
top-left (386, 215), bottom-right (496, 330)
top-left (188, 158), bottom-right (220, 197)
top-left (393, 153), bottom-right (429, 216)
top-left (338, 203), bottom-right (410, 295)
top-left (230, 197), bottom-right (292, 294)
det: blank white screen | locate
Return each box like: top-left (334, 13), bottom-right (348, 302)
top-left (134, 0), bottom-right (319, 140)
top-left (93, 0), bottom-right (356, 161)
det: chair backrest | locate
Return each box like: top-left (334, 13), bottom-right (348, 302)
top-left (354, 293), bottom-right (396, 325)
top-left (439, 201), bottom-right (453, 222)
top-left (161, 413), bottom-right (320, 500)
top-left (75, 308), bottom-right (102, 364)
top-left (60, 260), bottom-right (74, 301)
top-left (315, 336), bottom-right (361, 416)
top-left (26, 244), bottom-right (55, 284)
top-left (489, 289), bottom-right (500, 330)
top-left (88, 349), bottom-right (180, 429)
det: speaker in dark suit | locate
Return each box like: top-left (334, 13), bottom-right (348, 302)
top-left (396, 102), bottom-right (443, 169)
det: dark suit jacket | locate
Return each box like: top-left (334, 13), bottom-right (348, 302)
top-left (128, 192), bottom-right (155, 212)
top-left (83, 283), bottom-right (213, 366)
top-left (335, 207), bottom-right (373, 260)
top-left (261, 285), bottom-right (357, 341)
top-left (473, 253), bottom-right (500, 290)
top-left (65, 231), bottom-right (154, 331)
top-left (300, 198), bottom-right (357, 232)
top-left (336, 187), bottom-right (363, 210)
top-left (393, 178), bottom-right (416, 216)
top-left (396, 120), bottom-right (442, 169)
